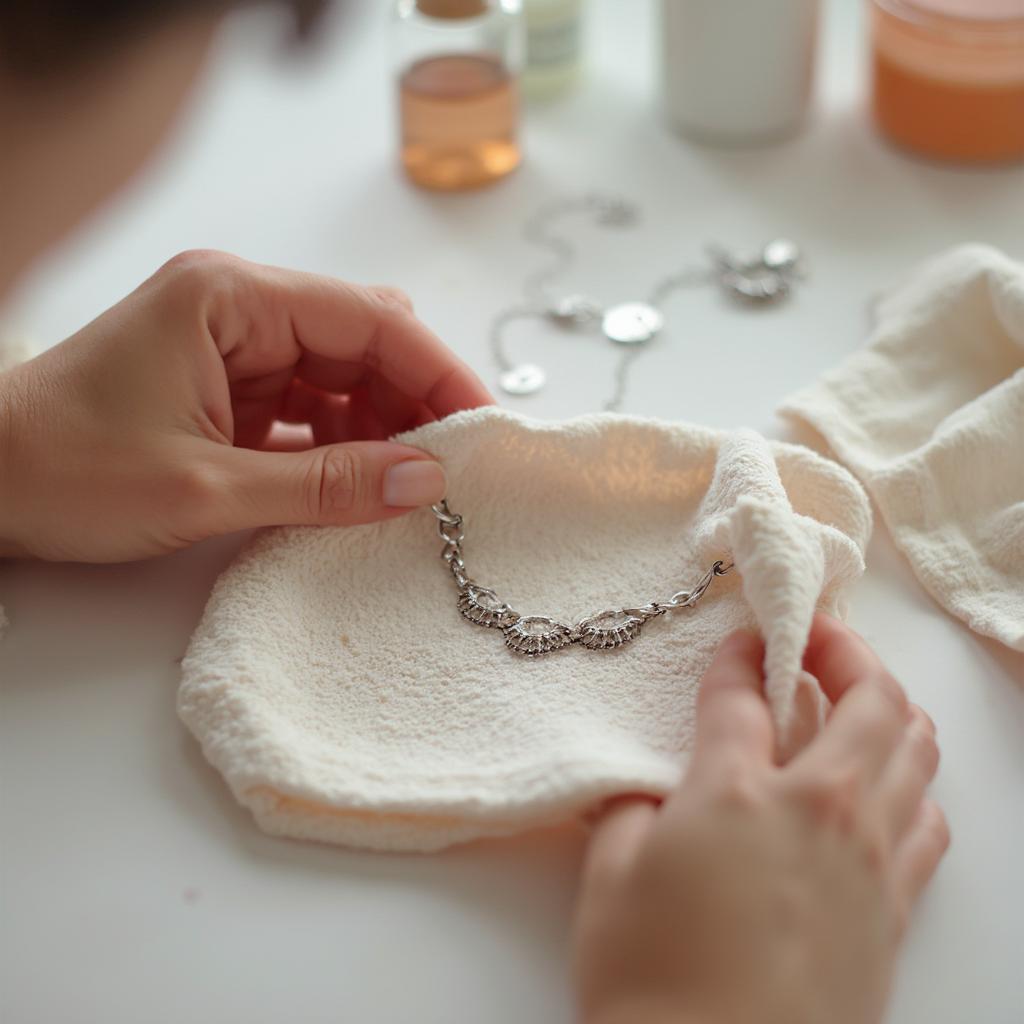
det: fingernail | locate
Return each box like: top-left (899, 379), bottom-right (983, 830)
top-left (383, 460), bottom-right (446, 508)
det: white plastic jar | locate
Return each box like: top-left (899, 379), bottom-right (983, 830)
top-left (660, 0), bottom-right (820, 144)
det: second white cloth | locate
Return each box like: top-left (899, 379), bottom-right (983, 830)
top-left (780, 245), bottom-right (1024, 651)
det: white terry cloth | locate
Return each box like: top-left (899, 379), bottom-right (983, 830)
top-left (179, 407), bottom-right (871, 852)
top-left (780, 245), bottom-right (1024, 651)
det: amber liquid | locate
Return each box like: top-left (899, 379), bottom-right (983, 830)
top-left (399, 53), bottom-right (521, 191)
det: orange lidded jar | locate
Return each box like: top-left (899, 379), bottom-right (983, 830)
top-left (869, 0), bottom-right (1024, 164)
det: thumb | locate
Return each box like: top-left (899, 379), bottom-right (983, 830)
top-left (583, 796), bottom-right (659, 890)
top-left (208, 441), bottom-right (447, 530)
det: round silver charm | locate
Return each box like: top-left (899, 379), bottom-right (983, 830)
top-left (547, 294), bottom-right (602, 327)
top-left (601, 302), bottom-right (664, 345)
top-left (574, 609), bottom-right (645, 650)
top-left (458, 585), bottom-right (520, 629)
top-left (761, 238), bottom-right (801, 273)
top-left (499, 363), bottom-right (546, 396)
top-left (721, 268), bottom-right (789, 304)
top-left (503, 616), bottom-right (574, 657)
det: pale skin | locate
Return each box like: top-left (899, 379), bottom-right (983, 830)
top-left (575, 620), bottom-right (947, 1024)
top-left (0, 8), bottom-right (948, 1023)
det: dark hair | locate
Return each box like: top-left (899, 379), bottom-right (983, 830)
top-left (0, 0), bottom-right (329, 77)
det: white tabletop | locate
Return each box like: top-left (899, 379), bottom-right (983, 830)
top-left (2, 2), bottom-right (1023, 1022)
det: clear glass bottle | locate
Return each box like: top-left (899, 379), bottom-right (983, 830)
top-left (394, 0), bottom-right (524, 191)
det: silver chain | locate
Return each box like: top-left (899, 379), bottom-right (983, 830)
top-left (431, 499), bottom-right (733, 658)
top-left (490, 193), bottom-right (803, 412)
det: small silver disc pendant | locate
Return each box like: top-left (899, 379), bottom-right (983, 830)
top-left (601, 302), bottom-right (664, 345)
top-left (458, 585), bottom-right (519, 629)
top-left (503, 616), bottom-right (574, 657)
top-left (499, 363), bottom-right (547, 396)
top-left (574, 609), bottom-right (644, 650)
top-left (762, 238), bottom-right (801, 273)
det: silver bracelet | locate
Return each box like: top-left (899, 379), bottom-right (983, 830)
top-left (490, 193), bottom-right (804, 412)
top-left (432, 500), bottom-right (733, 658)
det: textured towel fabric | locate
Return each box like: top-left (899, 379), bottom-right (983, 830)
top-left (179, 408), bottom-right (871, 852)
top-left (780, 245), bottom-right (1024, 651)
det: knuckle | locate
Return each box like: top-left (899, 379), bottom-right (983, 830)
top-left (871, 670), bottom-right (909, 716)
top-left (369, 285), bottom-right (414, 314)
top-left (910, 727), bottom-right (941, 778)
top-left (791, 767), bottom-right (864, 833)
top-left (909, 703), bottom-right (936, 737)
top-left (153, 249), bottom-right (248, 313)
top-left (310, 447), bottom-right (362, 521)
top-left (712, 762), bottom-right (762, 811)
top-left (858, 824), bottom-right (890, 878)
top-left (160, 248), bottom-right (230, 273)
top-left (926, 803), bottom-right (952, 852)
top-left (158, 248), bottom-right (241, 287)
top-left (169, 460), bottom-right (223, 520)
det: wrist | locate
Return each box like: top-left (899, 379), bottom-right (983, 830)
top-left (0, 367), bottom-right (30, 557)
top-left (584, 1000), bottom-right (708, 1024)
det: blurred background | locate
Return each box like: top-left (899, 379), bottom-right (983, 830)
top-left (4, 0), bottom-right (1022, 432)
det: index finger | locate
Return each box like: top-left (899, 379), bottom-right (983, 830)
top-left (193, 255), bottom-right (494, 417)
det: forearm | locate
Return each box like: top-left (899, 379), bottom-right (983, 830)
top-left (583, 999), bottom-right (708, 1024)
top-left (0, 368), bottom-right (30, 558)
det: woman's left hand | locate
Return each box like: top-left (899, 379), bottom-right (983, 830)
top-left (0, 250), bottom-right (492, 561)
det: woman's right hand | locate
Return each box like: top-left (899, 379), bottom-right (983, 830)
top-left (573, 614), bottom-right (949, 1024)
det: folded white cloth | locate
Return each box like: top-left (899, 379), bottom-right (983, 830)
top-left (780, 245), bottom-right (1024, 651)
top-left (180, 408), bottom-right (870, 851)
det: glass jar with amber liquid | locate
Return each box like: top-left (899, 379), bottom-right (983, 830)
top-left (395, 0), bottom-right (524, 190)
top-left (870, 0), bottom-right (1024, 164)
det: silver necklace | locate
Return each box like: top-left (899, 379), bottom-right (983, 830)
top-left (491, 193), bottom-right (804, 412)
top-left (431, 500), bottom-right (733, 657)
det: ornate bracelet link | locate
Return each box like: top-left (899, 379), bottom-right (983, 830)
top-left (431, 500), bottom-right (732, 658)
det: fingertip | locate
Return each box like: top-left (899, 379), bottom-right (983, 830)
top-left (717, 628), bottom-right (765, 660)
top-left (429, 365), bottom-right (495, 418)
top-left (805, 610), bottom-right (853, 652)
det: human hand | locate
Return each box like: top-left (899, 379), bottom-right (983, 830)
top-left (0, 250), bottom-right (491, 561)
top-left (573, 614), bottom-right (949, 1024)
